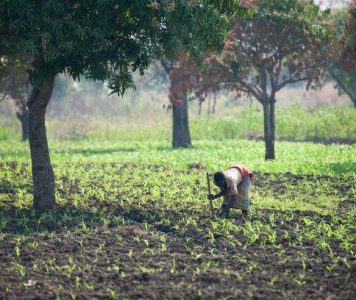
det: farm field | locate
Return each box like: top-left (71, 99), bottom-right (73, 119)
top-left (0, 139), bottom-right (355, 299)
top-left (1, 0), bottom-right (356, 298)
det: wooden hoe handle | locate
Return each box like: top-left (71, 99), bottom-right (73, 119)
top-left (206, 172), bottom-right (214, 216)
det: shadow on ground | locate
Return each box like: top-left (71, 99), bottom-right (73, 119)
top-left (328, 162), bottom-right (356, 173)
top-left (53, 147), bottom-right (138, 155)
top-left (0, 206), bottom-right (125, 235)
top-left (0, 203), bottom-right (340, 237)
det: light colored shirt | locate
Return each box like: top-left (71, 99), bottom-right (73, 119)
top-left (223, 166), bottom-right (252, 210)
top-left (223, 168), bottom-right (242, 198)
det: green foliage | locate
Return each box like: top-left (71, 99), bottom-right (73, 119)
top-left (0, 0), bottom-right (244, 93)
top-left (328, 63), bottom-right (356, 107)
top-left (191, 105), bottom-right (356, 142)
top-left (37, 105), bottom-right (356, 142)
top-left (196, 0), bottom-right (332, 99)
top-left (236, 0), bottom-right (331, 93)
top-left (1, 103), bottom-right (355, 151)
top-left (195, 0), bottom-right (333, 159)
top-left (0, 127), bottom-right (13, 141)
top-left (321, 8), bottom-right (356, 106)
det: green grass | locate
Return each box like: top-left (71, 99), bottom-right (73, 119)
top-left (0, 110), bottom-right (355, 298)
top-left (1, 104), bottom-right (355, 142)
top-left (1, 139), bottom-right (355, 175)
top-left (72, 105), bottom-right (356, 142)
top-left (191, 105), bottom-right (356, 142)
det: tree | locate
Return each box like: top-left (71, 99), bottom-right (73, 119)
top-left (340, 1), bottom-right (356, 73)
top-left (170, 53), bottom-right (198, 148)
top-left (0, 0), bottom-right (244, 212)
top-left (164, 52), bottom-right (222, 147)
top-left (160, 54), bottom-right (193, 148)
top-left (198, 0), bottom-right (332, 159)
top-left (328, 63), bottom-right (356, 107)
top-left (163, 50), bottom-right (236, 147)
top-left (326, 4), bottom-right (356, 107)
top-left (159, 2), bottom-right (255, 148)
top-left (0, 62), bottom-right (30, 140)
top-left (196, 83), bottom-right (222, 115)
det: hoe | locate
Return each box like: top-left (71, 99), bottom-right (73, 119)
top-left (206, 172), bottom-right (215, 217)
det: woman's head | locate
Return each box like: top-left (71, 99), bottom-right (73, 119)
top-left (213, 171), bottom-right (226, 188)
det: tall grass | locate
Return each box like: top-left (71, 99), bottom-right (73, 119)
top-left (0, 120), bottom-right (19, 141)
top-left (191, 105), bottom-right (356, 142)
top-left (0, 104), bottom-right (355, 142)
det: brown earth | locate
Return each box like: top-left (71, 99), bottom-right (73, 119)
top-left (0, 165), bottom-right (355, 299)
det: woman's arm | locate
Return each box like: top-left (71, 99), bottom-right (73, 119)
top-left (208, 189), bottom-right (225, 200)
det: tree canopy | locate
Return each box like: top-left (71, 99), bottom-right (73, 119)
top-left (194, 0), bottom-right (332, 159)
top-left (0, 1), bottom-right (245, 93)
top-left (324, 4), bottom-right (356, 107)
top-left (339, 1), bottom-right (356, 72)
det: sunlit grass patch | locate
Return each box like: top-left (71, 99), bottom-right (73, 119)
top-left (0, 139), bottom-right (355, 175)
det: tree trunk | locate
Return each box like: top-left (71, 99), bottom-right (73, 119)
top-left (212, 93), bottom-right (217, 114)
top-left (198, 100), bottom-right (202, 115)
top-left (16, 106), bottom-right (29, 141)
top-left (207, 95), bottom-right (211, 114)
top-left (172, 92), bottom-right (191, 148)
top-left (270, 99), bottom-right (275, 148)
top-left (262, 100), bottom-right (275, 160)
top-left (328, 68), bottom-right (356, 108)
top-left (27, 76), bottom-right (56, 212)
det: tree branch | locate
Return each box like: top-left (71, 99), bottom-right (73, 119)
top-left (160, 59), bottom-right (173, 75)
top-left (276, 77), bottom-right (307, 91)
top-left (328, 67), bottom-right (355, 101)
top-left (224, 80), bottom-right (262, 102)
top-left (0, 93), bottom-right (7, 102)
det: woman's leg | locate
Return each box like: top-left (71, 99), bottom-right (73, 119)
top-left (239, 177), bottom-right (251, 216)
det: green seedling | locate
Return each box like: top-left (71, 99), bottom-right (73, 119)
top-left (0, 136), bottom-right (355, 299)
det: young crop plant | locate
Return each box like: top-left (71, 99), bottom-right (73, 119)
top-left (247, 262), bottom-right (259, 275)
top-left (267, 226), bottom-right (277, 245)
top-left (242, 221), bottom-right (262, 244)
top-left (233, 254), bottom-right (248, 264)
top-left (170, 257), bottom-right (177, 275)
top-left (14, 246), bottom-right (21, 258)
top-left (60, 258), bottom-right (77, 279)
top-left (207, 229), bottom-right (216, 244)
top-left (97, 242), bottom-right (106, 252)
top-left (83, 282), bottom-right (94, 292)
top-left (14, 263), bottom-right (26, 277)
top-left (127, 249), bottom-right (134, 259)
top-left (107, 288), bottom-right (117, 299)
top-left (293, 273), bottom-right (306, 287)
top-left (268, 276), bottom-right (278, 287)
top-left (32, 262), bottom-right (39, 271)
top-left (75, 276), bottom-right (81, 289)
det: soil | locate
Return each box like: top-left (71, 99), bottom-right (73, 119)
top-left (0, 163), bottom-right (355, 299)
